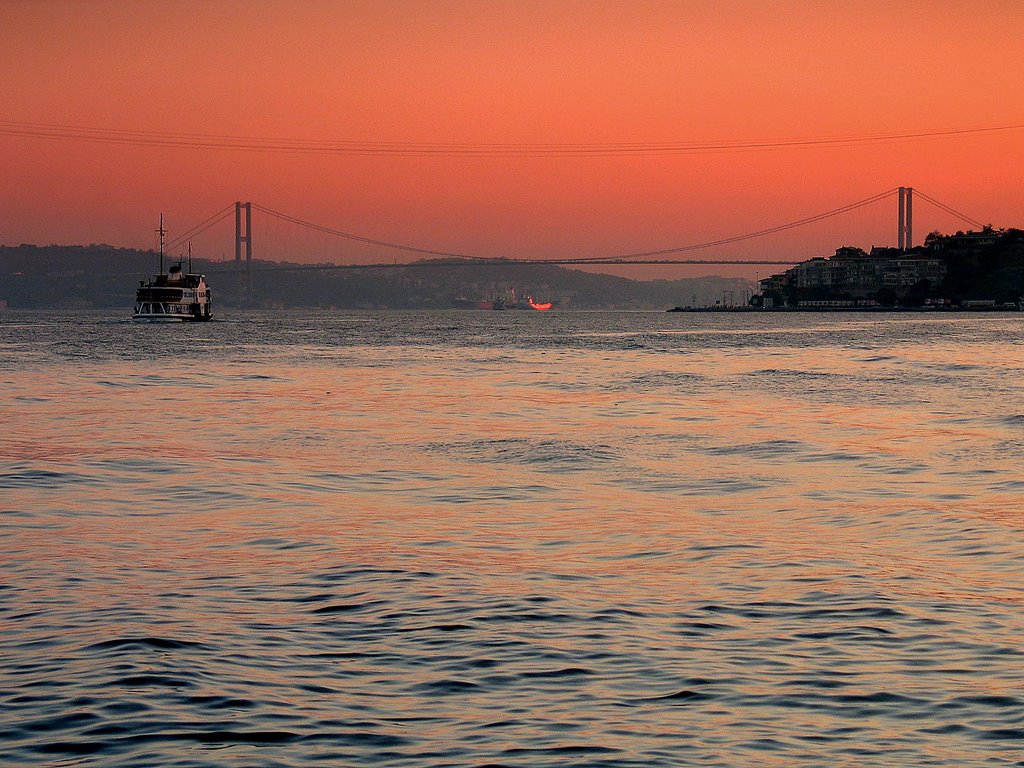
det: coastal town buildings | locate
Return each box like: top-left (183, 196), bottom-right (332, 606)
top-left (756, 236), bottom-right (980, 307)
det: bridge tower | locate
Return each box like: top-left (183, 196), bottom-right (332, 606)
top-left (897, 187), bottom-right (914, 251)
top-left (235, 202), bottom-right (252, 305)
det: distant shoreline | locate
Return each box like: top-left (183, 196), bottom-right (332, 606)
top-left (667, 305), bottom-right (1022, 313)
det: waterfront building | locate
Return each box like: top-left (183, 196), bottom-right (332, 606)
top-left (759, 245), bottom-right (947, 306)
top-left (882, 258), bottom-right (947, 291)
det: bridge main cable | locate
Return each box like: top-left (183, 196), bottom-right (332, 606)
top-left (251, 203), bottom-right (495, 262)
top-left (165, 204), bottom-right (235, 253)
top-left (910, 189), bottom-right (983, 229)
top-left (252, 188), bottom-right (900, 266)
top-left (567, 188), bottom-right (899, 263)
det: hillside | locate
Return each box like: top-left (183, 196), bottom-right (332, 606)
top-left (0, 244), bottom-right (751, 310)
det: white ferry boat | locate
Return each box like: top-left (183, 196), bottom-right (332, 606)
top-left (132, 217), bottom-right (212, 322)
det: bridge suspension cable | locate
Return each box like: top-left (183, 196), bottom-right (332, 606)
top-left (565, 188), bottom-right (899, 263)
top-left (910, 189), bottom-right (983, 229)
top-left (176, 186), bottom-right (989, 270)
top-left (252, 189), bottom-right (899, 265)
top-left (165, 204), bottom-right (235, 253)
top-left (251, 203), bottom-right (492, 261)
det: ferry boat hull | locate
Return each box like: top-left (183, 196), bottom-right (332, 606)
top-left (131, 311), bottom-right (208, 322)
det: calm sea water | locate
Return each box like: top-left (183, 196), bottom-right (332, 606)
top-left (2, 309), bottom-right (1023, 767)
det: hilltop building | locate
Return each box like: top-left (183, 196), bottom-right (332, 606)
top-left (758, 245), bottom-right (946, 307)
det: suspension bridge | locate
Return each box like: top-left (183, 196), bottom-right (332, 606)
top-left (161, 187), bottom-right (985, 303)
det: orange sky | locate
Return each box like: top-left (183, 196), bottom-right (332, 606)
top-left (1, 0), bottom-right (1022, 277)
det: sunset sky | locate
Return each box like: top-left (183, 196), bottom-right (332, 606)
top-left (1, 0), bottom-right (1022, 276)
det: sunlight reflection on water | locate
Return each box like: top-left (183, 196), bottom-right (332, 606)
top-left (2, 310), bottom-right (1024, 766)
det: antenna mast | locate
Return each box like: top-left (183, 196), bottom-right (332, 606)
top-left (157, 213), bottom-right (166, 273)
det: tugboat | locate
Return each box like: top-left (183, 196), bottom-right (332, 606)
top-left (132, 216), bottom-right (212, 322)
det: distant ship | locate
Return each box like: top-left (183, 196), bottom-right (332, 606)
top-left (132, 216), bottom-right (213, 322)
top-left (454, 288), bottom-right (552, 311)
top-left (493, 293), bottom-right (553, 311)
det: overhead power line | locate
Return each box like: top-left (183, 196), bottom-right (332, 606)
top-left (1, 119), bottom-right (1023, 157)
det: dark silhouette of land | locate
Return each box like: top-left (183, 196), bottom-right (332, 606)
top-left (5, 227), bottom-right (1022, 312)
top-left (0, 245), bottom-right (750, 310)
top-left (754, 228), bottom-right (1024, 309)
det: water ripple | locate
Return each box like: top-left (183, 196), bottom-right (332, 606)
top-left (3, 311), bottom-right (1024, 766)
